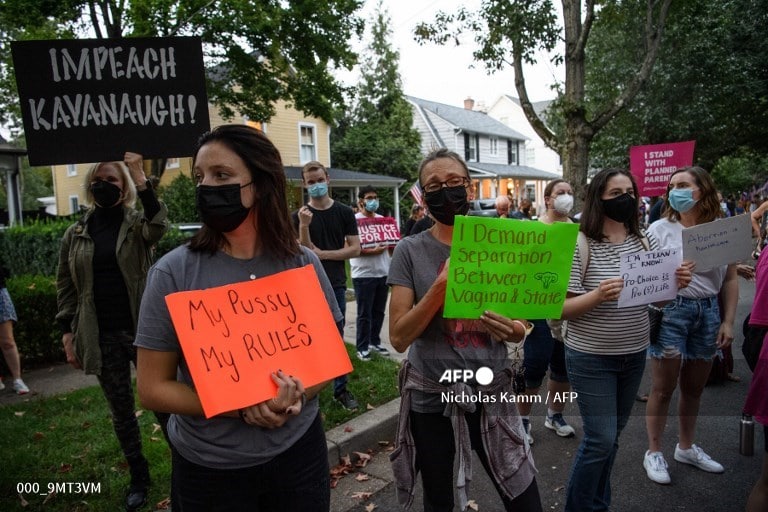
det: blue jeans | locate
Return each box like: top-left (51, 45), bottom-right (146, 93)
top-left (564, 347), bottom-right (646, 512)
top-left (352, 276), bottom-right (388, 353)
top-left (523, 319), bottom-right (569, 388)
top-left (333, 287), bottom-right (348, 396)
top-left (171, 413), bottom-right (329, 511)
top-left (649, 295), bottom-right (720, 360)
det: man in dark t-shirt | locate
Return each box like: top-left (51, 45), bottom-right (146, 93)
top-left (292, 161), bottom-right (361, 410)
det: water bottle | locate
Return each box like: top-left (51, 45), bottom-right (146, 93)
top-left (740, 414), bottom-right (755, 456)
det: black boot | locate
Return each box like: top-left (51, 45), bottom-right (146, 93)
top-left (126, 457), bottom-right (150, 511)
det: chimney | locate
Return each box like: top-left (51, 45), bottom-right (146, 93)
top-left (463, 97), bottom-right (475, 110)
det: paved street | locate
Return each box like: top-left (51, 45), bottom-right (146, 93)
top-left (332, 279), bottom-right (762, 512)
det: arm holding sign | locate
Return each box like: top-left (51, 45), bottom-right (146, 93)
top-left (716, 264), bottom-right (738, 348)
top-left (562, 277), bottom-right (624, 320)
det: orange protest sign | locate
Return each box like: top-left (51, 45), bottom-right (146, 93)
top-left (164, 264), bottom-right (352, 418)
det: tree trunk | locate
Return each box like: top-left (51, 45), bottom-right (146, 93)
top-left (562, 127), bottom-right (592, 210)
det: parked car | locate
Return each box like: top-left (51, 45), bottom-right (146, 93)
top-left (467, 199), bottom-right (498, 217)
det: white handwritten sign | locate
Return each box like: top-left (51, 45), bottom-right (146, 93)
top-left (682, 214), bottom-right (752, 270)
top-left (618, 248), bottom-right (682, 307)
top-left (357, 217), bottom-right (400, 249)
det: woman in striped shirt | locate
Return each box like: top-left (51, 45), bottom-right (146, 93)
top-left (560, 168), bottom-right (691, 512)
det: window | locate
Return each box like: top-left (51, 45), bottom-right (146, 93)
top-left (490, 137), bottom-right (499, 156)
top-left (66, 164), bottom-right (77, 177)
top-left (526, 147), bottom-right (536, 166)
top-left (464, 133), bottom-right (478, 162)
top-left (69, 195), bottom-right (79, 214)
top-left (507, 140), bottom-right (518, 165)
top-left (165, 158), bottom-right (180, 169)
top-left (299, 125), bottom-right (317, 163)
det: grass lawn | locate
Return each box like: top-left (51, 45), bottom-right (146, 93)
top-left (0, 343), bottom-right (399, 511)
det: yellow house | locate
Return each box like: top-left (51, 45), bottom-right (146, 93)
top-left (50, 99), bottom-right (332, 215)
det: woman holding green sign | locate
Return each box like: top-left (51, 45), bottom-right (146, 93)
top-left (387, 148), bottom-right (541, 511)
top-left (560, 168), bottom-right (692, 512)
top-left (643, 166), bottom-right (738, 485)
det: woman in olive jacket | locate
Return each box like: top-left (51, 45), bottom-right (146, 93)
top-left (55, 152), bottom-right (168, 512)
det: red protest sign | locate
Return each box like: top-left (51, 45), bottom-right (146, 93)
top-left (357, 216), bottom-right (400, 249)
top-left (164, 265), bottom-right (352, 418)
top-left (630, 141), bottom-right (696, 197)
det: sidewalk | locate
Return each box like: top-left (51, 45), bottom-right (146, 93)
top-left (0, 296), bottom-right (405, 512)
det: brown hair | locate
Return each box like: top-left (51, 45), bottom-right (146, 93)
top-left (661, 166), bottom-right (723, 223)
top-left (189, 124), bottom-right (299, 259)
top-left (579, 168), bottom-right (642, 242)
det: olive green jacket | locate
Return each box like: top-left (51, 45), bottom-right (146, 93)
top-left (55, 203), bottom-right (168, 375)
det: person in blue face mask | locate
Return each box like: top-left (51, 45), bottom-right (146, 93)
top-left (643, 166), bottom-right (738, 486)
top-left (349, 186), bottom-right (392, 361)
top-left (292, 161), bottom-right (361, 410)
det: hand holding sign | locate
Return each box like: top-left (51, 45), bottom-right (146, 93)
top-left (239, 370), bottom-right (305, 429)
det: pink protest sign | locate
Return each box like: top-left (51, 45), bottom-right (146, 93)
top-left (357, 217), bottom-right (400, 249)
top-left (630, 141), bottom-right (696, 197)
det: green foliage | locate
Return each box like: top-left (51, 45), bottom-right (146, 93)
top-left (158, 172), bottom-right (198, 224)
top-left (5, 274), bottom-right (63, 366)
top-left (588, 0), bottom-right (768, 171)
top-left (154, 224), bottom-right (194, 259)
top-left (331, 1), bottom-right (422, 209)
top-left (0, 217), bottom-right (73, 276)
top-left (0, 0), bottom-right (364, 129)
top-left (711, 149), bottom-right (768, 197)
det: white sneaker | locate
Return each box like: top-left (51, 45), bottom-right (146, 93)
top-left (644, 450), bottom-right (671, 484)
top-left (522, 418), bottom-right (534, 445)
top-left (674, 443), bottom-right (724, 473)
top-left (356, 350), bottom-right (371, 361)
top-left (370, 345), bottom-right (390, 356)
top-left (12, 378), bottom-right (29, 395)
top-left (544, 413), bottom-right (576, 437)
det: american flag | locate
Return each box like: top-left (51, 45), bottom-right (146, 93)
top-left (409, 182), bottom-right (423, 206)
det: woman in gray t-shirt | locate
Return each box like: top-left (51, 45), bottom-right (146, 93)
top-left (135, 125), bottom-right (341, 511)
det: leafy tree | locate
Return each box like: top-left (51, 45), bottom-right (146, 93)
top-left (331, 2), bottom-right (422, 217)
top-left (0, 0), bottom-right (364, 178)
top-left (586, 0), bottom-right (768, 174)
top-left (711, 148), bottom-right (768, 198)
top-left (158, 172), bottom-right (197, 223)
top-left (414, 0), bottom-right (672, 203)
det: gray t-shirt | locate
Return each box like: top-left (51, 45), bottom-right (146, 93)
top-left (387, 230), bottom-right (510, 413)
top-left (134, 244), bottom-right (342, 469)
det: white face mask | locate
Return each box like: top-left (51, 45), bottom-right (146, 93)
top-left (553, 194), bottom-right (574, 215)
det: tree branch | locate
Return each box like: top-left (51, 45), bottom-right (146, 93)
top-left (574, 0), bottom-right (596, 57)
top-left (87, 1), bottom-right (103, 38)
top-left (590, 0), bottom-right (672, 133)
top-left (512, 44), bottom-right (561, 154)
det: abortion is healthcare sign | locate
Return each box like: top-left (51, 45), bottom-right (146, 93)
top-left (11, 37), bottom-right (210, 166)
top-left (630, 141), bottom-right (696, 197)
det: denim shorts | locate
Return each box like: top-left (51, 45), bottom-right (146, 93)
top-left (648, 295), bottom-right (720, 361)
top-left (523, 319), bottom-right (568, 388)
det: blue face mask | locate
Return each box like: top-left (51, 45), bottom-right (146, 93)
top-left (668, 188), bottom-right (697, 213)
top-left (364, 199), bottom-right (379, 212)
top-left (307, 182), bottom-right (328, 198)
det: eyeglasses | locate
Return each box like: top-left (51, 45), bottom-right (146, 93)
top-left (421, 177), bottom-right (470, 194)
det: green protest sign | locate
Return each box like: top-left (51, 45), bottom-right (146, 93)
top-left (444, 216), bottom-right (579, 319)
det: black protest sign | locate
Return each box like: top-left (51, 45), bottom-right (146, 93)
top-left (11, 36), bottom-right (210, 166)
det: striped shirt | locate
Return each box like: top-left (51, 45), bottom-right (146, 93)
top-left (566, 233), bottom-right (659, 355)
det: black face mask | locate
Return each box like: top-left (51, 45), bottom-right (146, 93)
top-left (196, 183), bottom-right (251, 233)
top-left (602, 193), bottom-right (636, 224)
top-left (91, 181), bottom-right (122, 208)
top-left (423, 185), bottom-right (470, 226)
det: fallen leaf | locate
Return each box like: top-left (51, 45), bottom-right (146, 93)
top-left (467, 499), bottom-right (479, 510)
top-left (14, 411), bottom-right (25, 417)
top-left (350, 491), bottom-right (372, 500)
top-left (42, 492), bottom-right (56, 504)
top-left (81, 421), bottom-right (92, 429)
top-left (152, 423), bottom-right (162, 434)
top-left (355, 473), bottom-right (370, 481)
top-left (32, 432), bottom-right (45, 441)
top-left (135, 409), bottom-right (145, 418)
top-left (156, 497), bottom-right (172, 510)
top-left (365, 503), bottom-right (377, 512)
top-left (150, 436), bottom-right (163, 442)
top-left (17, 494), bottom-right (28, 507)
top-left (58, 463), bottom-right (72, 473)
top-left (554, 485), bottom-right (565, 492)
top-left (366, 403), bottom-right (374, 410)
top-left (27, 283), bottom-right (36, 290)
top-left (57, 396), bottom-right (67, 401)
top-left (377, 440), bottom-right (390, 446)
top-left (47, 366), bottom-right (55, 372)
top-left (344, 425), bottom-right (354, 433)
top-left (340, 454), bottom-right (352, 467)
top-left (353, 452), bottom-right (372, 468)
